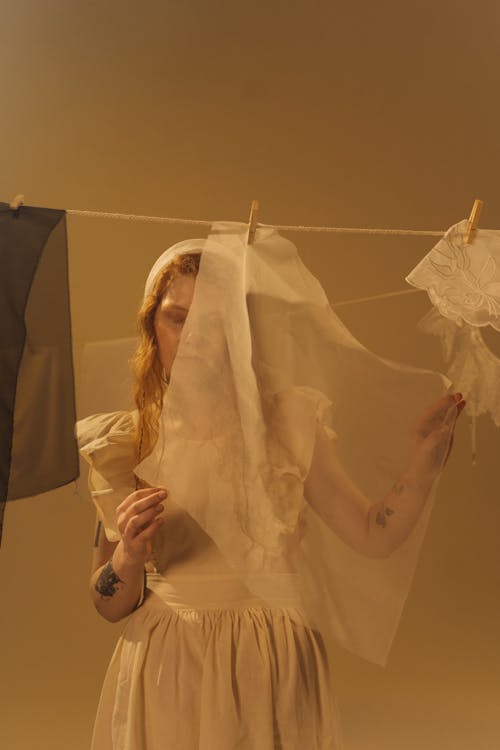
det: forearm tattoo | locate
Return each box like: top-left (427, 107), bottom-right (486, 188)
top-left (375, 506), bottom-right (395, 528)
top-left (375, 479), bottom-right (404, 528)
top-left (95, 561), bottom-right (125, 598)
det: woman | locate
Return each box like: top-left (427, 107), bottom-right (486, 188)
top-left (78, 231), bottom-right (465, 750)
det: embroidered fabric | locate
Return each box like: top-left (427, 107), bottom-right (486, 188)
top-left (406, 219), bottom-right (500, 461)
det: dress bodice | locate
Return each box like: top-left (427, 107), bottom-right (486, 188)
top-left (145, 492), bottom-right (235, 576)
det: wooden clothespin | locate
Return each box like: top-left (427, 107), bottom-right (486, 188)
top-left (465, 198), bottom-right (483, 244)
top-left (9, 194), bottom-right (25, 210)
top-left (246, 199), bottom-right (259, 245)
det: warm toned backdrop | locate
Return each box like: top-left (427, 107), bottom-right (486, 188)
top-left (0, 2), bottom-right (499, 749)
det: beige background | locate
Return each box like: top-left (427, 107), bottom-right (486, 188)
top-left (1, 1), bottom-right (499, 748)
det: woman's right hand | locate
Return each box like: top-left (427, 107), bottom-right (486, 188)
top-left (115, 487), bottom-right (167, 565)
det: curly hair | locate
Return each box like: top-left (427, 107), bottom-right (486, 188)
top-left (131, 251), bottom-right (202, 465)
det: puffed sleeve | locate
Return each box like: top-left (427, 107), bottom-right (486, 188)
top-left (75, 411), bottom-right (137, 542)
top-left (265, 385), bottom-right (338, 485)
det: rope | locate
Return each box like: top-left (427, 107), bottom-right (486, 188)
top-left (67, 208), bottom-right (445, 238)
top-left (332, 287), bottom-right (423, 308)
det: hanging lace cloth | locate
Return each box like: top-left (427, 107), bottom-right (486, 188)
top-left (0, 202), bottom-right (78, 543)
top-left (406, 219), bottom-right (500, 464)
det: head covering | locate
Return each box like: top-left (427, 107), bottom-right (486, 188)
top-left (127, 220), bottom-right (454, 667)
top-left (406, 219), bottom-right (500, 463)
top-left (144, 237), bottom-right (222, 298)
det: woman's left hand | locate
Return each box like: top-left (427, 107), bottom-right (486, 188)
top-left (408, 392), bottom-right (466, 477)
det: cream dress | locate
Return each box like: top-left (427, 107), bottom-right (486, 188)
top-left (77, 411), bottom-right (345, 750)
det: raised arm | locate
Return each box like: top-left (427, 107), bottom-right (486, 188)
top-left (304, 393), bottom-right (465, 558)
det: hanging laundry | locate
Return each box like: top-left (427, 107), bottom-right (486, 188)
top-left (0, 202), bottom-right (78, 543)
top-left (406, 218), bottom-right (500, 462)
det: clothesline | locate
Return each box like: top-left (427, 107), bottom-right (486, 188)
top-left (67, 207), bottom-right (434, 307)
top-left (67, 207), bottom-right (446, 237)
top-left (332, 287), bottom-right (422, 307)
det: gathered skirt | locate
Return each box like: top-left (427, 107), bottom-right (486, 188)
top-left (90, 571), bottom-right (344, 750)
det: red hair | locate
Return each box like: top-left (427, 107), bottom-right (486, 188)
top-left (131, 252), bottom-right (202, 463)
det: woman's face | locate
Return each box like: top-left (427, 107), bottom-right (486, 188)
top-left (154, 274), bottom-right (196, 379)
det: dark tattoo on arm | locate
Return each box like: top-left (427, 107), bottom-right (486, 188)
top-left (95, 561), bottom-right (125, 598)
top-left (375, 478), bottom-right (404, 527)
top-left (375, 505), bottom-right (395, 528)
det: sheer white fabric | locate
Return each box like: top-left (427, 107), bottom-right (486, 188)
top-left (130, 221), bottom-right (453, 667)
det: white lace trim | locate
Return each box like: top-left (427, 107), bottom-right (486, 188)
top-left (417, 307), bottom-right (500, 427)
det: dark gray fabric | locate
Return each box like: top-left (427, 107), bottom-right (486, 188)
top-left (0, 201), bottom-right (78, 543)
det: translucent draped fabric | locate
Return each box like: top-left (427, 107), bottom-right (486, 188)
top-left (0, 202), bottom-right (78, 543)
top-left (118, 220), bottom-right (453, 667)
